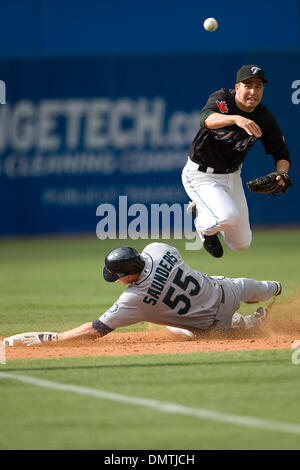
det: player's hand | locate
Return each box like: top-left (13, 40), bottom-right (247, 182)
top-left (234, 116), bottom-right (262, 138)
top-left (22, 333), bottom-right (43, 346)
top-left (4, 332), bottom-right (57, 347)
top-left (276, 174), bottom-right (288, 187)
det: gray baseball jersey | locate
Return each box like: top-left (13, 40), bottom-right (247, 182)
top-left (98, 242), bottom-right (224, 331)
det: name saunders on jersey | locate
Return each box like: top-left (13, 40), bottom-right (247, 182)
top-left (142, 251), bottom-right (178, 306)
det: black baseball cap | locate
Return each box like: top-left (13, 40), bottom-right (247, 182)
top-left (236, 65), bottom-right (268, 84)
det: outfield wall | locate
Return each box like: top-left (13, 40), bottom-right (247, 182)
top-left (0, 52), bottom-right (299, 235)
top-left (0, 0), bottom-right (299, 58)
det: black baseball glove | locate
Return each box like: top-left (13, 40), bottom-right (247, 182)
top-left (246, 171), bottom-right (292, 195)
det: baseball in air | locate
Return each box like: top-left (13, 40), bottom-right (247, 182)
top-left (203, 17), bottom-right (218, 32)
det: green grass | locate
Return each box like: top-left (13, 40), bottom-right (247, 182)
top-left (0, 350), bottom-right (300, 450)
top-left (0, 229), bottom-right (300, 449)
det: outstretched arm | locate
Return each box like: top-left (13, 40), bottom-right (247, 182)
top-left (59, 320), bottom-right (113, 340)
top-left (4, 320), bottom-right (113, 346)
top-left (58, 322), bottom-right (98, 341)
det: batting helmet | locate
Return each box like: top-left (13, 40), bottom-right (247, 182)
top-left (103, 247), bottom-right (145, 282)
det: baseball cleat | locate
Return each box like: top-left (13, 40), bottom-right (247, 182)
top-left (166, 326), bottom-right (195, 338)
top-left (242, 306), bottom-right (268, 329)
top-left (273, 281), bottom-right (282, 296)
top-left (186, 201), bottom-right (197, 217)
top-left (252, 306), bottom-right (267, 324)
top-left (203, 234), bottom-right (223, 258)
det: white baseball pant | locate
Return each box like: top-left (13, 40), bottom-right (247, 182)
top-left (214, 277), bottom-right (278, 331)
top-left (182, 158), bottom-right (252, 251)
top-left (167, 277), bottom-right (278, 335)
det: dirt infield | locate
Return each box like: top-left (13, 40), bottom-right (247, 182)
top-left (3, 329), bottom-right (298, 361)
top-left (3, 297), bottom-right (300, 360)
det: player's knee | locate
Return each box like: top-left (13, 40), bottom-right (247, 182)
top-left (234, 241), bottom-right (251, 251)
top-left (218, 210), bottom-right (240, 230)
top-left (227, 236), bottom-right (252, 251)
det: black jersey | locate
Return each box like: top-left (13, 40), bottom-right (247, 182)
top-left (189, 88), bottom-right (290, 173)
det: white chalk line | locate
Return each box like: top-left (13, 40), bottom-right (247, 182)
top-left (1, 371), bottom-right (300, 435)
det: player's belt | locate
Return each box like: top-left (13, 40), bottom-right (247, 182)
top-left (197, 163), bottom-right (240, 174)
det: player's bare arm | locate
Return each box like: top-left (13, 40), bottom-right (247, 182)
top-left (204, 113), bottom-right (262, 138)
top-left (275, 158), bottom-right (290, 186)
top-left (58, 322), bottom-right (98, 341)
top-left (3, 319), bottom-right (113, 346)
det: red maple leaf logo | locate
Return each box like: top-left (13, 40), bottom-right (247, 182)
top-left (216, 100), bottom-right (229, 113)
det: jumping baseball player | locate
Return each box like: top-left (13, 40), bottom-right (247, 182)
top-left (182, 64), bottom-right (291, 258)
top-left (4, 243), bottom-right (282, 346)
